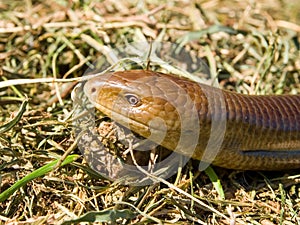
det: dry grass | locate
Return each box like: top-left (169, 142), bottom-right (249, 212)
top-left (0, 0), bottom-right (300, 224)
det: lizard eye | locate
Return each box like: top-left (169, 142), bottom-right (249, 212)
top-left (124, 94), bottom-right (140, 106)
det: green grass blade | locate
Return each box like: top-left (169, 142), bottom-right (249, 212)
top-left (0, 98), bottom-right (28, 134)
top-left (0, 154), bottom-right (79, 202)
top-left (205, 166), bottom-right (225, 200)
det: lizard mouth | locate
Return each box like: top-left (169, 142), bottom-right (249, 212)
top-left (87, 98), bottom-right (173, 145)
top-left (88, 100), bottom-right (155, 133)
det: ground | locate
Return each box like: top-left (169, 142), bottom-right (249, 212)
top-left (0, 0), bottom-right (299, 224)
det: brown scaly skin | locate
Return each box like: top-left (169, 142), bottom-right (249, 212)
top-left (84, 70), bottom-right (300, 170)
